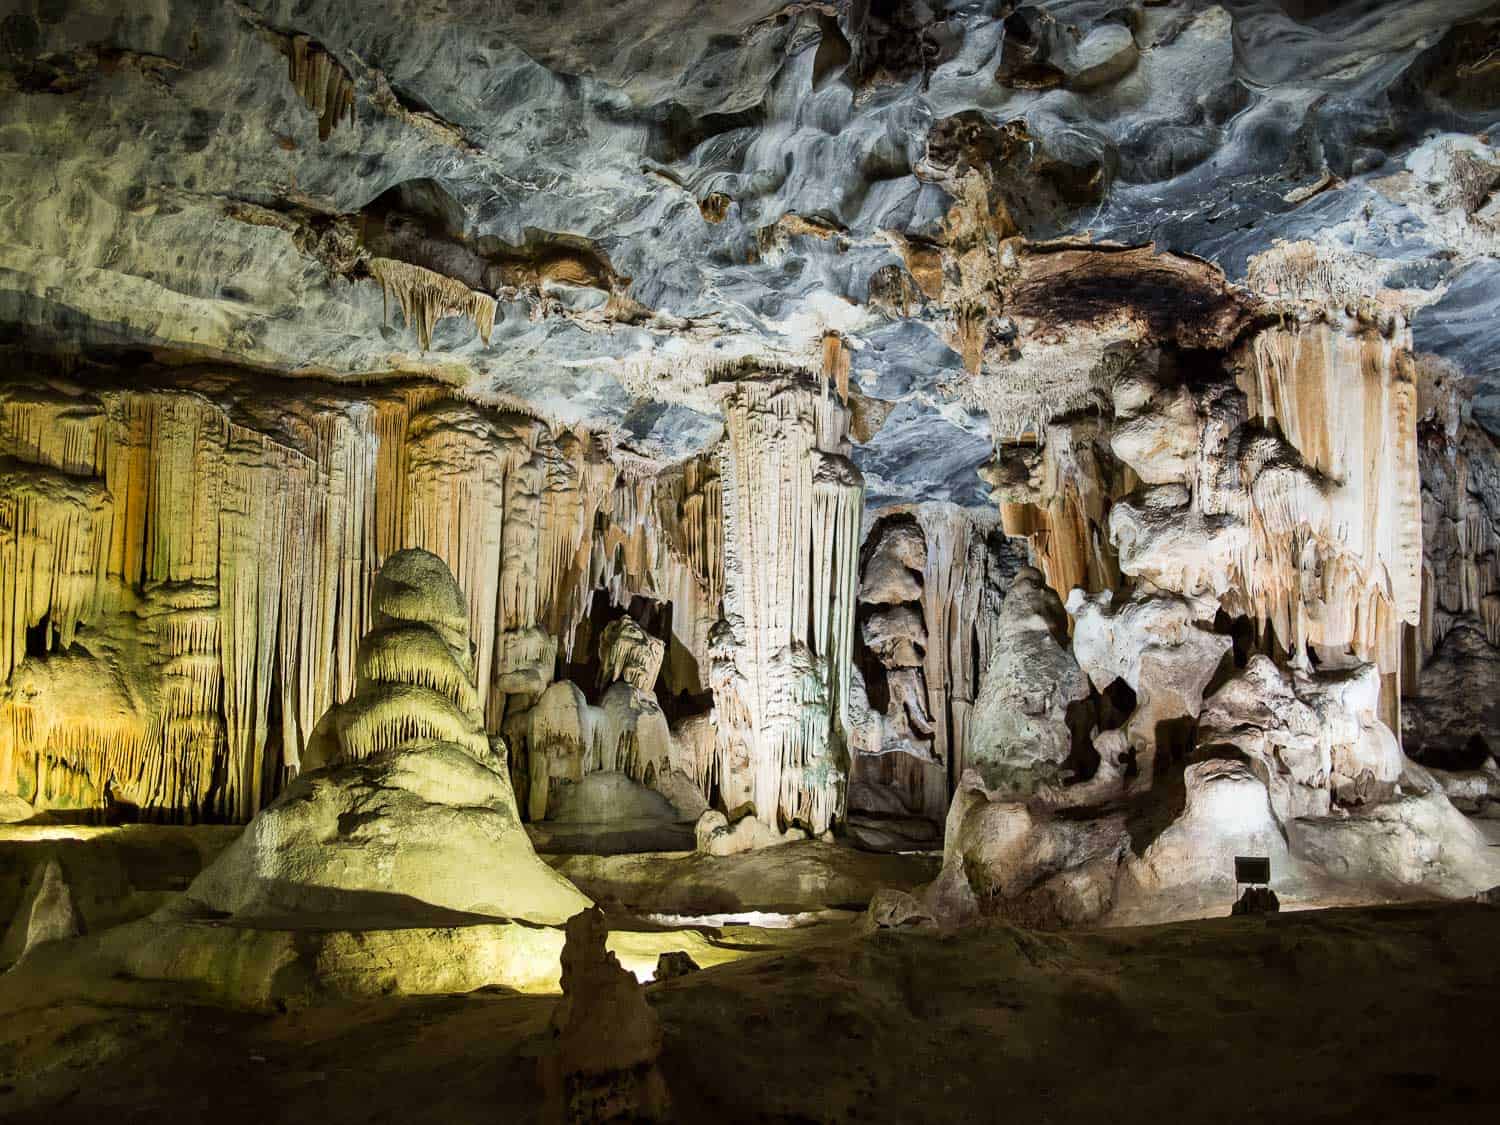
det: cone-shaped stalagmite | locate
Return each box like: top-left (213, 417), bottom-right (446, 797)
top-left (186, 549), bottom-right (590, 924)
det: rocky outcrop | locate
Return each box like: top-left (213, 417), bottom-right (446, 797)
top-left (1198, 657), bottom-right (1403, 821)
top-left (918, 769), bottom-right (1127, 930)
top-left (1069, 589), bottom-right (1231, 789)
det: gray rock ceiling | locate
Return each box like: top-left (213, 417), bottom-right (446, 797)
top-left (1, 0), bottom-right (1497, 510)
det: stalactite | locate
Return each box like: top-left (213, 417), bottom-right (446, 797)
top-left (1416, 415), bottom-right (1500, 665)
top-left (587, 454), bottom-right (723, 697)
top-left (266, 30), bottom-right (356, 141)
top-left (0, 462), bottom-right (111, 684)
top-left (991, 414), bottom-right (1126, 603)
top-left (368, 257), bottom-right (498, 351)
top-left (821, 332), bottom-right (850, 403)
top-left (1226, 319), bottom-right (1422, 676)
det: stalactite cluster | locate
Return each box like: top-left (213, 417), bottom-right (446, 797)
top-left (0, 373), bottom-right (681, 821)
top-left (983, 319), bottom-right (1422, 727)
top-left (588, 455), bottom-right (723, 697)
top-left (369, 257), bottom-right (499, 350)
top-left (268, 30), bottom-right (357, 141)
top-left (1228, 320), bottom-right (1422, 682)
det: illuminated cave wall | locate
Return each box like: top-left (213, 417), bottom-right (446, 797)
top-left (0, 370), bottom-right (721, 822)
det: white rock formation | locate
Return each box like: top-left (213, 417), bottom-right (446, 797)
top-left (1068, 588), bottom-right (1231, 788)
top-left (710, 373), bottom-right (863, 835)
top-left (1197, 656), bottom-right (1403, 821)
top-left (693, 808), bottom-right (808, 857)
top-left (1127, 759), bottom-right (1291, 900)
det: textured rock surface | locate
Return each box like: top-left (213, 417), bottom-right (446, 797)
top-left (0, 855), bottom-right (81, 965)
top-left (539, 906), bottom-right (669, 1124)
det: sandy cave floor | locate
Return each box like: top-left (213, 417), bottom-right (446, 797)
top-left (2, 900), bottom-right (1499, 1125)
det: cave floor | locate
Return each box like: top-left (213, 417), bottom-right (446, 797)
top-left (2, 901), bottom-right (1497, 1124)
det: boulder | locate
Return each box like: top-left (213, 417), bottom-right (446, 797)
top-left (1402, 619), bottom-right (1500, 767)
top-left (1290, 763), bottom-right (1500, 896)
top-left (921, 770), bottom-right (1127, 929)
top-left (654, 950), bottom-right (701, 980)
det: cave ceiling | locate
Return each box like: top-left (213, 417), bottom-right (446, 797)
top-left (1, 0), bottom-right (1498, 510)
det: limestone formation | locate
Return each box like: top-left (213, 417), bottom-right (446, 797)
top-left (503, 614), bottom-right (677, 823)
top-left (694, 808), bottom-right (807, 857)
top-left (1127, 759), bottom-right (1292, 903)
top-left (598, 617), bottom-right (664, 695)
top-left (1197, 656), bottom-right (1403, 821)
top-left (185, 549), bottom-right (590, 924)
top-left (1068, 589), bottom-right (1231, 789)
top-left (966, 568), bottom-right (1090, 794)
top-left (0, 857), bottom-right (82, 966)
top-left (539, 906), bottom-right (669, 1124)
top-left (849, 507), bottom-right (1012, 830)
top-left (369, 257), bottom-right (498, 351)
top-left (710, 373), bottom-right (863, 835)
top-left (2, 0), bottom-right (1500, 962)
top-left (0, 377), bottom-right (710, 823)
top-left (922, 769), bottom-right (1127, 930)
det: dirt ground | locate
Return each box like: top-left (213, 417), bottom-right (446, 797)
top-left (1, 900), bottom-right (1497, 1124)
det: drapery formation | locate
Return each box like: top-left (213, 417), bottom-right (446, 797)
top-left (0, 373), bottom-right (692, 821)
top-left (711, 374), bottom-right (863, 834)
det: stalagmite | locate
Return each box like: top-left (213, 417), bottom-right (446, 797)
top-left (0, 857), bottom-right (81, 966)
top-left (538, 906), bottom-right (669, 1124)
top-left (187, 549), bottom-right (591, 923)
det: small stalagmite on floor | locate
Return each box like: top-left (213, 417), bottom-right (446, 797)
top-left (540, 906), bottom-right (670, 1124)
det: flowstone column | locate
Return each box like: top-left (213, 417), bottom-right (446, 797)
top-left (710, 372), bottom-right (864, 834)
